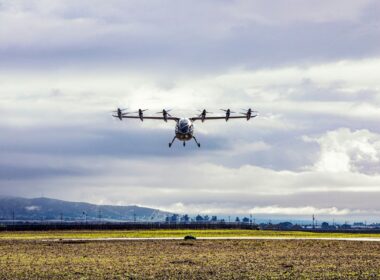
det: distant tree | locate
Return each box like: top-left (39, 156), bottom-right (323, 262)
top-left (235, 217), bottom-right (240, 222)
top-left (242, 217), bottom-right (250, 223)
top-left (341, 223), bottom-right (351, 229)
top-left (170, 214), bottom-right (179, 223)
top-left (195, 215), bottom-right (204, 222)
top-left (278, 222), bottom-right (293, 230)
top-left (181, 214), bottom-right (190, 223)
top-left (321, 222), bottom-right (329, 229)
top-left (203, 215), bottom-right (210, 221)
top-left (211, 216), bottom-right (218, 222)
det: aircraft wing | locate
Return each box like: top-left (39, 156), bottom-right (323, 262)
top-left (121, 115), bottom-right (180, 121)
top-left (190, 115), bottom-right (257, 121)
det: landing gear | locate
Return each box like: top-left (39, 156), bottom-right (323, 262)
top-left (193, 136), bottom-right (201, 148)
top-left (168, 136), bottom-right (176, 148)
top-left (183, 141), bottom-right (186, 147)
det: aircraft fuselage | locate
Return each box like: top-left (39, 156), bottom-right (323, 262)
top-left (175, 118), bottom-right (194, 141)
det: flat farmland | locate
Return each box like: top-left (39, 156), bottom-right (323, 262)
top-left (0, 239), bottom-right (379, 279)
top-left (2, 229), bottom-right (380, 239)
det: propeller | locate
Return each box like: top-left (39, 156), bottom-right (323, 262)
top-left (112, 108), bottom-right (131, 120)
top-left (198, 109), bottom-right (212, 113)
top-left (198, 109), bottom-right (213, 116)
top-left (220, 109), bottom-right (236, 113)
top-left (220, 109), bottom-right (235, 121)
top-left (111, 108), bottom-right (128, 113)
top-left (240, 108), bottom-right (258, 120)
top-left (156, 109), bottom-right (172, 116)
top-left (133, 109), bottom-right (148, 114)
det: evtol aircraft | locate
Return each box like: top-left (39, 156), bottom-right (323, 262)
top-left (112, 108), bottom-right (258, 147)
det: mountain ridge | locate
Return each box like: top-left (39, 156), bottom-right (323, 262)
top-left (0, 196), bottom-right (171, 221)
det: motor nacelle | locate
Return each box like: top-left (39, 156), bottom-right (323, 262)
top-left (221, 109), bottom-right (235, 121)
top-left (138, 109), bottom-right (148, 121)
top-left (112, 108), bottom-right (129, 121)
top-left (241, 108), bottom-right (256, 120)
top-left (199, 109), bottom-right (212, 122)
top-left (156, 109), bottom-right (172, 122)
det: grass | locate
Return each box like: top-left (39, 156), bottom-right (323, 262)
top-left (0, 239), bottom-right (379, 279)
top-left (1, 229), bottom-right (380, 240)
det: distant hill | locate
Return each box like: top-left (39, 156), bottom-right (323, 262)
top-left (0, 196), bottom-right (171, 222)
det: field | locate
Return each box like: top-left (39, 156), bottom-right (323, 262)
top-left (0, 238), bottom-right (380, 279)
top-left (1, 229), bottom-right (380, 239)
top-left (1, 230), bottom-right (380, 279)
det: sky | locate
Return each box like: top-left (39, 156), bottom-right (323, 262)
top-left (1, 0), bottom-right (380, 222)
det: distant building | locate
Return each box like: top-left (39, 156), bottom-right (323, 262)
top-left (352, 222), bottom-right (366, 228)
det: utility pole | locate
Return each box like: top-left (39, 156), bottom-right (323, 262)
top-left (312, 214), bottom-right (315, 230)
top-left (12, 210), bottom-right (15, 226)
top-left (98, 209), bottom-right (102, 223)
top-left (83, 211), bottom-right (87, 224)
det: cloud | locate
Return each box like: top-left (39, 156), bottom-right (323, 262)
top-left (227, 0), bottom-right (376, 25)
top-left (304, 128), bottom-right (380, 173)
top-left (1, 0), bottom-right (380, 72)
top-left (249, 206), bottom-right (351, 216)
top-left (25, 205), bottom-right (40, 211)
top-left (159, 203), bottom-right (353, 217)
top-left (1, 1), bottom-right (380, 222)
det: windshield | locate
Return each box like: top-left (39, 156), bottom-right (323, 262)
top-left (178, 119), bottom-right (190, 133)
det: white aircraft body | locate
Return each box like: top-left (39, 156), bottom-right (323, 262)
top-left (112, 108), bottom-right (257, 147)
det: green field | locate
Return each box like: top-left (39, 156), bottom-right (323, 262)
top-left (0, 239), bottom-right (379, 279)
top-left (1, 229), bottom-right (380, 240)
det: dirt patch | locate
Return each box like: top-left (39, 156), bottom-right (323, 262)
top-left (0, 239), bottom-right (379, 279)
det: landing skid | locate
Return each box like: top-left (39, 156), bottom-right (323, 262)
top-left (168, 136), bottom-right (176, 148)
top-left (193, 136), bottom-right (201, 148)
top-left (168, 136), bottom-right (201, 148)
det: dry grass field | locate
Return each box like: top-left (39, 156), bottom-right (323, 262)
top-left (0, 239), bottom-right (379, 279)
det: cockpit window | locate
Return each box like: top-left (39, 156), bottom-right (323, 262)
top-left (180, 122), bottom-right (188, 128)
top-left (178, 119), bottom-right (191, 133)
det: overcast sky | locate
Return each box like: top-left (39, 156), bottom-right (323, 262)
top-left (1, 0), bottom-right (380, 222)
